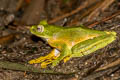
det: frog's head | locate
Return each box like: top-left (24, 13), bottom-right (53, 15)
top-left (30, 20), bottom-right (49, 38)
top-left (30, 20), bottom-right (54, 38)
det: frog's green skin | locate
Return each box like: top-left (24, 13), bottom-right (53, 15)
top-left (29, 20), bottom-right (116, 68)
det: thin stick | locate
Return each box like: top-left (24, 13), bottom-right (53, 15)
top-left (96, 58), bottom-right (120, 71)
top-left (48, 1), bottom-right (89, 24)
top-left (88, 10), bottom-right (120, 28)
top-left (0, 61), bottom-right (75, 74)
top-left (87, 0), bottom-right (115, 22)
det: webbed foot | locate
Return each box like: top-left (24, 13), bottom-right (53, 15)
top-left (63, 56), bottom-right (71, 63)
top-left (28, 49), bottom-right (60, 68)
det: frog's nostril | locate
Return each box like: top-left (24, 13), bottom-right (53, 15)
top-left (32, 28), bottom-right (36, 32)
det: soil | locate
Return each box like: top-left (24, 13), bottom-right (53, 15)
top-left (0, 0), bottom-right (120, 80)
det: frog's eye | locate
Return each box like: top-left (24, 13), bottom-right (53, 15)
top-left (37, 25), bottom-right (44, 33)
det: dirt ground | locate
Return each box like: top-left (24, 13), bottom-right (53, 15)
top-left (0, 0), bottom-right (120, 80)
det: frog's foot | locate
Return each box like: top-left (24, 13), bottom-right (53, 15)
top-left (28, 49), bottom-right (60, 68)
top-left (41, 60), bottom-right (53, 68)
top-left (63, 56), bottom-right (71, 63)
top-left (52, 55), bottom-right (71, 67)
top-left (52, 60), bottom-right (60, 67)
top-left (51, 56), bottom-right (70, 67)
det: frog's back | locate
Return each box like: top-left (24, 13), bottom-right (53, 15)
top-left (49, 26), bottom-right (106, 48)
top-left (55, 26), bottom-right (106, 41)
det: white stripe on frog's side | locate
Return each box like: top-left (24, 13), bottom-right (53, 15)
top-left (54, 49), bottom-right (60, 56)
top-left (37, 25), bottom-right (44, 33)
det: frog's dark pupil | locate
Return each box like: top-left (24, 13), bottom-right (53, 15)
top-left (37, 27), bottom-right (41, 32)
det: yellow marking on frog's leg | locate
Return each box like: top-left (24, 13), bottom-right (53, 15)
top-left (28, 49), bottom-right (60, 68)
top-left (63, 56), bottom-right (71, 63)
top-left (41, 60), bottom-right (53, 68)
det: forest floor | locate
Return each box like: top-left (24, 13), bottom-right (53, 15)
top-left (0, 0), bottom-right (120, 80)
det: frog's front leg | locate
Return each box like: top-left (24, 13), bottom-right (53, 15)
top-left (28, 49), bottom-right (60, 68)
top-left (52, 44), bottom-right (71, 67)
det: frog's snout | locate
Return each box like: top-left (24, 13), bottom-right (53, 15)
top-left (30, 26), bottom-right (37, 33)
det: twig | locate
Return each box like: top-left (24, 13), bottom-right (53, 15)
top-left (48, 0), bottom-right (90, 24)
top-left (88, 10), bottom-right (120, 28)
top-left (95, 58), bottom-right (120, 71)
top-left (87, 0), bottom-right (115, 22)
top-left (0, 33), bottom-right (17, 46)
top-left (0, 61), bottom-right (75, 75)
top-left (68, 0), bottom-right (103, 26)
top-left (82, 66), bottom-right (119, 80)
top-left (82, 69), bottom-right (109, 80)
top-left (16, 0), bottom-right (24, 11)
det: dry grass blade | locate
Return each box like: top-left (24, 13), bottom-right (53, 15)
top-left (68, 0), bottom-right (103, 26)
top-left (82, 66), bottom-right (119, 80)
top-left (48, 0), bottom-right (98, 24)
top-left (87, 0), bottom-right (115, 22)
top-left (16, 0), bottom-right (24, 11)
top-left (0, 61), bottom-right (74, 74)
top-left (88, 10), bottom-right (120, 28)
top-left (95, 58), bottom-right (120, 71)
top-left (0, 33), bottom-right (17, 46)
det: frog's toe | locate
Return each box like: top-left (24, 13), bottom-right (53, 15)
top-left (41, 60), bottom-right (52, 68)
top-left (63, 56), bottom-right (71, 63)
top-left (52, 60), bottom-right (59, 67)
top-left (28, 59), bottom-right (36, 64)
top-left (28, 49), bottom-right (60, 68)
top-left (28, 56), bottom-right (47, 64)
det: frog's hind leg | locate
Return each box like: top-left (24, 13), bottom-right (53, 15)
top-left (63, 56), bottom-right (71, 63)
top-left (52, 45), bottom-right (72, 67)
top-left (28, 49), bottom-right (60, 68)
top-left (71, 34), bottom-right (116, 58)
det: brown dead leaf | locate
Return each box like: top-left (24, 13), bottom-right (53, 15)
top-left (0, 33), bottom-right (18, 46)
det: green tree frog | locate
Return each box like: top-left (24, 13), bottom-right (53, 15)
top-left (29, 20), bottom-right (116, 68)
